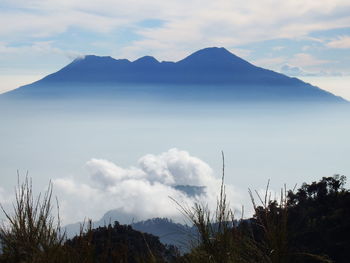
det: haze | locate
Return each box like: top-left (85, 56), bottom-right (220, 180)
top-left (0, 95), bottom-right (349, 224)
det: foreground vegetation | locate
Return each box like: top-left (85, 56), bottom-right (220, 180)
top-left (0, 172), bottom-right (349, 262)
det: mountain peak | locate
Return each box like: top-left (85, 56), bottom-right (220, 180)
top-left (133, 56), bottom-right (159, 64)
top-left (177, 47), bottom-right (251, 67)
top-left (194, 47), bottom-right (232, 55)
top-left (81, 55), bottom-right (115, 61)
top-left (71, 55), bottom-right (117, 66)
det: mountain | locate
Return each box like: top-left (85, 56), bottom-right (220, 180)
top-left (65, 221), bottom-right (179, 262)
top-left (64, 215), bottom-right (194, 252)
top-left (132, 218), bottom-right (194, 251)
top-left (2, 47), bottom-right (346, 102)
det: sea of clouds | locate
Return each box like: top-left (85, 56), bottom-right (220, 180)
top-left (53, 148), bottom-right (241, 225)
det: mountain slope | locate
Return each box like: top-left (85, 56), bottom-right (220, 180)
top-left (65, 221), bottom-right (179, 262)
top-left (64, 215), bottom-right (193, 251)
top-left (3, 47), bottom-right (346, 102)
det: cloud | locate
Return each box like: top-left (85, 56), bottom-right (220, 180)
top-left (1, 0), bottom-right (350, 61)
top-left (252, 56), bottom-right (287, 69)
top-left (280, 64), bottom-right (308, 76)
top-left (252, 52), bottom-right (342, 77)
top-left (1, 0), bottom-right (349, 84)
top-left (289, 53), bottom-right (330, 68)
top-left (327, 35), bottom-right (350, 49)
top-left (272, 46), bottom-right (285, 51)
top-left (0, 41), bottom-right (82, 61)
top-left (115, 1), bottom-right (350, 60)
top-left (53, 148), bottom-right (241, 225)
top-left (280, 64), bottom-right (343, 77)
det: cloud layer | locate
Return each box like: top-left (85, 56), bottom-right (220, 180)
top-left (1, 0), bottom-right (350, 61)
top-left (53, 148), bottom-right (240, 224)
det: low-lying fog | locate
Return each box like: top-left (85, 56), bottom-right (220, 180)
top-left (0, 95), bottom-right (349, 225)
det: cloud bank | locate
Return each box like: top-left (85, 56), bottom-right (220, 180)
top-left (53, 148), bottom-right (240, 224)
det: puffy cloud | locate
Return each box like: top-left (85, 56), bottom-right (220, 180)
top-left (86, 159), bottom-right (146, 189)
top-left (137, 148), bottom-right (214, 186)
top-left (86, 148), bottom-right (214, 187)
top-left (53, 148), bottom-right (241, 225)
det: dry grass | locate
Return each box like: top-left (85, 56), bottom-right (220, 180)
top-left (0, 162), bottom-right (335, 263)
top-left (173, 152), bottom-right (269, 263)
top-left (0, 175), bottom-right (65, 263)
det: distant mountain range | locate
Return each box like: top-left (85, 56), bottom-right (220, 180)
top-left (64, 185), bottom-right (205, 250)
top-left (2, 47), bottom-right (346, 102)
top-left (65, 215), bottom-right (194, 252)
top-left (64, 214), bottom-right (236, 253)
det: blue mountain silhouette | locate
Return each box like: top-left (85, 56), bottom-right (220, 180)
top-left (3, 47), bottom-right (346, 102)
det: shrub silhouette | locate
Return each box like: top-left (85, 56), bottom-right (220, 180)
top-left (175, 153), bottom-right (334, 263)
top-left (174, 153), bottom-right (269, 263)
top-left (0, 176), bottom-right (65, 263)
top-left (0, 176), bottom-right (179, 263)
top-left (65, 221), bottom-right (180, 263)
top-left (286, 175), bottom-right (350, 263)
top-left (0, 171), bottom-right (349, 262)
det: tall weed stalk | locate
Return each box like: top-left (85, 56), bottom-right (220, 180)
top-left (0, 175), bottom-right (65, 263)
top-left (173, 152), bottom-right (268, 263)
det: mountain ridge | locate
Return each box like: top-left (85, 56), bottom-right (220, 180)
top-left (2, 47), bottom-right (347, 103)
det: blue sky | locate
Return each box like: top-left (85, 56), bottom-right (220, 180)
top-left (1, 0), bottom-right (350, 97)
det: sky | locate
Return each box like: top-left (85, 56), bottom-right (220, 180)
top-left (0, 0), bottom-right (350, 98)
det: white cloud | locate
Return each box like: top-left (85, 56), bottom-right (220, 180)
top-left (114, 1), bottom-right (350, 60)
top-left (289, 53), bottom-right (330, 68)
top-left (0, 41), bottom-right (82, 92)
top-left (1, 0), bottom-right (349, 83)
top-left (87, 159), bottom-right (146, 189)
top-left (1, 0), bottom-right (350, 61)
top-left (327, 36), bottom-right (350, 49)
top-left (137, 149), bottom-right (214, 186)
top-left (0, 41), bottom-right (82, 60)
top-left (53, 148), bottom-right (241, 225)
